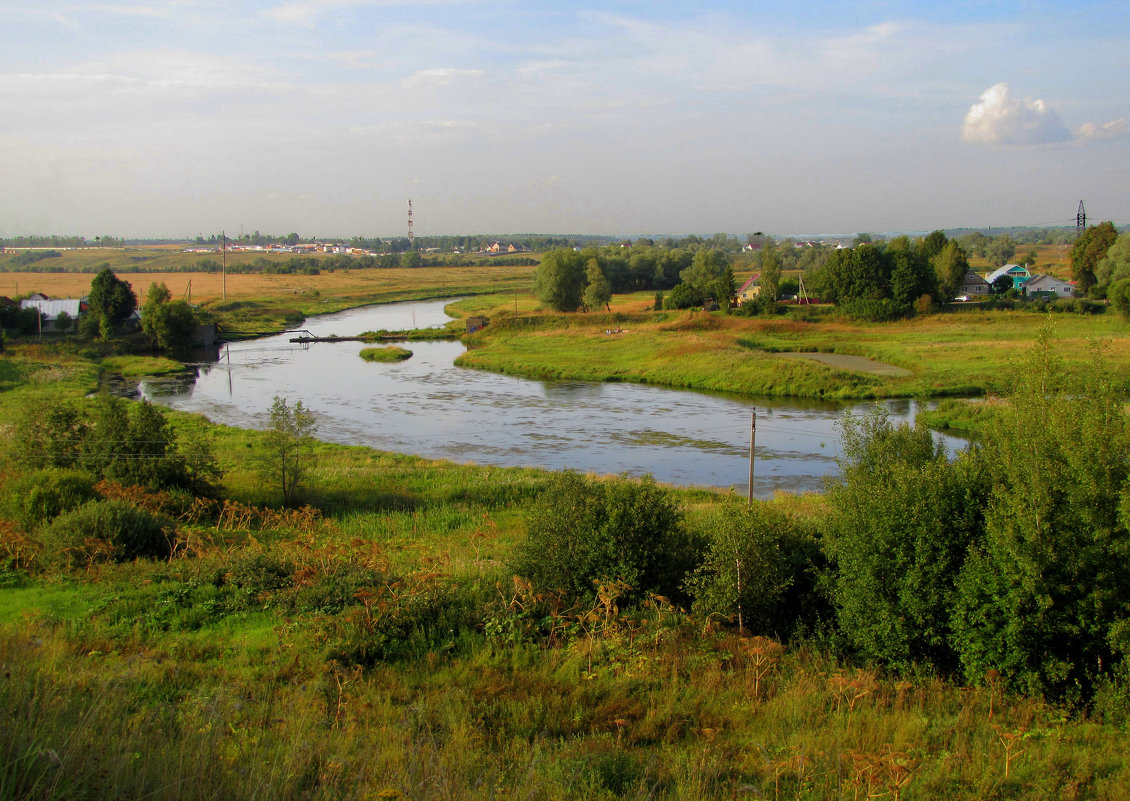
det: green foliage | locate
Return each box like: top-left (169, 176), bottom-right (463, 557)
top-left (81, 395), bottom-right (190, 490)
top-left (663, 282), bottom-right (704, 310)
top-left (951, 331), bottom-right (1130, 702)
top-left (534, 248), bottom-right (586, 311)
top-left (932, 240), bottom-right (970, 302)
top-left (685, 499), bottom-right (824, 636)
top-left (142, 282), bottom-right (198, 351)
top-left (0, 468), bottom-right (97, 531)
top-left (984, 235), bottom-right (1017, 267)
top-left (758, 242), bottom-right (782, 304)
top-left (582, 258), bottom-right (611, 312)
top-left (42, 499), bottom-right (175, 565)
top-left (359, 345), bottom-right (412, 362)
top-left (258, 396), bottom-right (318, 507)
top-left (1073, 221), bottom-right (1118, 293)
top-left (86, 267), bottom-right (137, 336)
top-left (823, 411), bottom-right (990, 671)
top-left (1108, 277), bottom-right (1130, 317)
top-left (838, 297), bottom-right (911, 322)
top-left (12, 400), bottom-right (89, 469)
top-left (511, 472), bottom-right (694, 604)
top-left (1094, 232), bottom-right (1130, 289)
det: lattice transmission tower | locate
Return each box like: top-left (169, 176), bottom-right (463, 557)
top-left (1077, 200), bottom-right (1086, 236)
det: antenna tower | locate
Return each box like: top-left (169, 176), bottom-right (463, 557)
top-left (407, 199), bottom-right (414, 246)
top-left (1077, 201), bottom-right (1086, 236)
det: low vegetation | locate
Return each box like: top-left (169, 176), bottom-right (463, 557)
top-left (359, 345), bottom-right (413, 362)
top-left (2, 316), bottom-right (1130, 799)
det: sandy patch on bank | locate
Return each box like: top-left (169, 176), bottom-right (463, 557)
top-left (775, 352), bottom-right (912, 377)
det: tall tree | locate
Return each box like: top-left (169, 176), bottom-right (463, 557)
top-left (142, 281), bottom-right (197, 352)
top-left (983, 235), bottom-right (1017, 267)
top-left (758, 242), bottom-right (782, 307)
top-left (920, 230), bottom-right (948, 261)
top-left (1095, 232), bottom-right (1130, 289)
top-left (932, 241), bottom-right (971, 302)
top-left (582, 258), bottom-right (612, 312)
top-left (1073, 221), bottom-right (1119, 293)
top-left (87, 268), bottom-right (137, 337)
top-left (534, 248), bottom-right (586, 311)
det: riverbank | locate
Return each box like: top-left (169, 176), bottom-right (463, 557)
top-left (454, 298), bottom-right (1130, 399)
top-left (2, 342), bottom-right (1129, 800)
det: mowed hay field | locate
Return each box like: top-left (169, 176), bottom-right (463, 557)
top-left (1, 264), bottom-right (536, 306)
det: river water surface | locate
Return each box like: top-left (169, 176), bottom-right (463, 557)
top-left (140, 298), bottom-right (963, 497)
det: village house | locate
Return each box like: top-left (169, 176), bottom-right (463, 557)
top-left (735, 274), bottom-right (761, 306)
top-left (986, 263), bottom-right (1032, 291)
top-left (20, 297), bottom-right (86, 332)
top-left (1022, 274), bottom-right (1075, 299)
top-left (959, 270), bottom-right (991, 298)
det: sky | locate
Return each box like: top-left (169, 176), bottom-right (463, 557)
top-left (1, 1), bottom-right (1128, 239)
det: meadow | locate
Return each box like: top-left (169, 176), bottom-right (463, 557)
top-left (4, 259), bottom-right (1130, 800)
top-left (455, 295), bottom-right (1130, 399)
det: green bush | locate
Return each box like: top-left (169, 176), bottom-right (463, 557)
top-left (685, 499), bottom-right (824, 636)
top-left (42, 500), bottom-right (176, 566)
top-left (950, 332), bottom-right (1130, 703)
top-left (0, 468), bottom-right (96, 530)
top-left (822, 411), bottom-right (990, 671)
top-left (838, 297), bottom-right (911, 322)
top-left (511, 472), bottom-right (696, 605)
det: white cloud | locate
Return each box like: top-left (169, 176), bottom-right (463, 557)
top-left (1076, 118), bottom-right (1128, 141)
top-left (961, 82), bottom-right (1071, 145)
top-left (401, 67), bottom-right (484, 89)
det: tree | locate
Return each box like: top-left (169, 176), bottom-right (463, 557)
top-left (1072, 221), bottom-right (1118, 294)
top-left (534, 248), bottom-right (586, 311)
top-left (1094, 232), bottom-right (1130, 289)
top-left (685, 499), bottom-right (822, 636)
top-left (984, 235), bottom-right (1017, 267)
top-left (679, 249), bottom-right (730, 297)
top-left (951, 330), bottom-right (1130, 702)
top-left (758, 242), bottom-right (782, 308)
top-left (582, 258), bottom-right (612, 312)
top-left (1107, 278), bottom-right (1130, 317)
top-left (932, 241), bottom-right (971, 302)
top-left (920, 230), bottom-right (948, 261)
top-left (81, 396), bottom-right (187, 489)
top-left (142, 282), bottom-right (197, 352)
top-left (86, 268), bottom-right (137, 337)
top-left (259, 396), bottom-right (318, 506)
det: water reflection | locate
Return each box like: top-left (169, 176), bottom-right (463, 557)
top-left (139, 298), bottom-right (964, 496)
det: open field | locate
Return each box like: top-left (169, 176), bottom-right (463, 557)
top-left (4, 263), bottom-right (537, 332)
top-left (456, 296), bottom-right (1130, 399)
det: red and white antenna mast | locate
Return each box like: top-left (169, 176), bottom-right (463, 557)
top-left (407, 199), bottom-right (414, 246)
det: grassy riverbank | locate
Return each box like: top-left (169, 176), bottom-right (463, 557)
top-left (454, 297), bottom-right (1130, 399)
top-left (3, 336), bottom-right (1130, 800)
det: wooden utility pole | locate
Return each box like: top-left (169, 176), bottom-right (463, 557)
top-left (221, 231), bottom-right (228, 301)
top-left (747, 409), bottom-right (756, 504)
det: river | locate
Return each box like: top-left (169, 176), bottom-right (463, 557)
top-left (139, 298), bottom-right (964, 497)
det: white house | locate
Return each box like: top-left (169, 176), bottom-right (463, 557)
top-left (20, 298), bottom-right (85, 332)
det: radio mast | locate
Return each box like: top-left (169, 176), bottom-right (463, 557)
top-left (408, 199), bottom-right (414, 246)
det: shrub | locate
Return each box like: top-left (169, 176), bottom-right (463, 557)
top-left (663, 282), bottom-right (704, 310)
top-left (511, 472), bottom-right (696, 605)
top-left (950, 331), bottom-right (1130, 703)
top-left (838, 297), bottom-right (911, 322)
top-left (42, 500), bottom-right (176, 566)
top-left (685, 498), bottom-right (824, 636)
top-left (822, 411), bottom-right (990, 671)
top-left (0, 468), bottom-right (97, 531)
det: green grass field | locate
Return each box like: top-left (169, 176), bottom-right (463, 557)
top-left (455, 297), bottom-right (1130, 399)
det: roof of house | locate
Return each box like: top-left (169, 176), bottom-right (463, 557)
top-left (736, 274), bottom-right (761, 294)
top-left (20, 298), bottom-right (82, 319)
top-left (961, 270), bottom-right (990, 285)
top-left (1023, 274), bottom-right (1074, 289)
top-left (986, 263), bottom-right (1030, 284)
